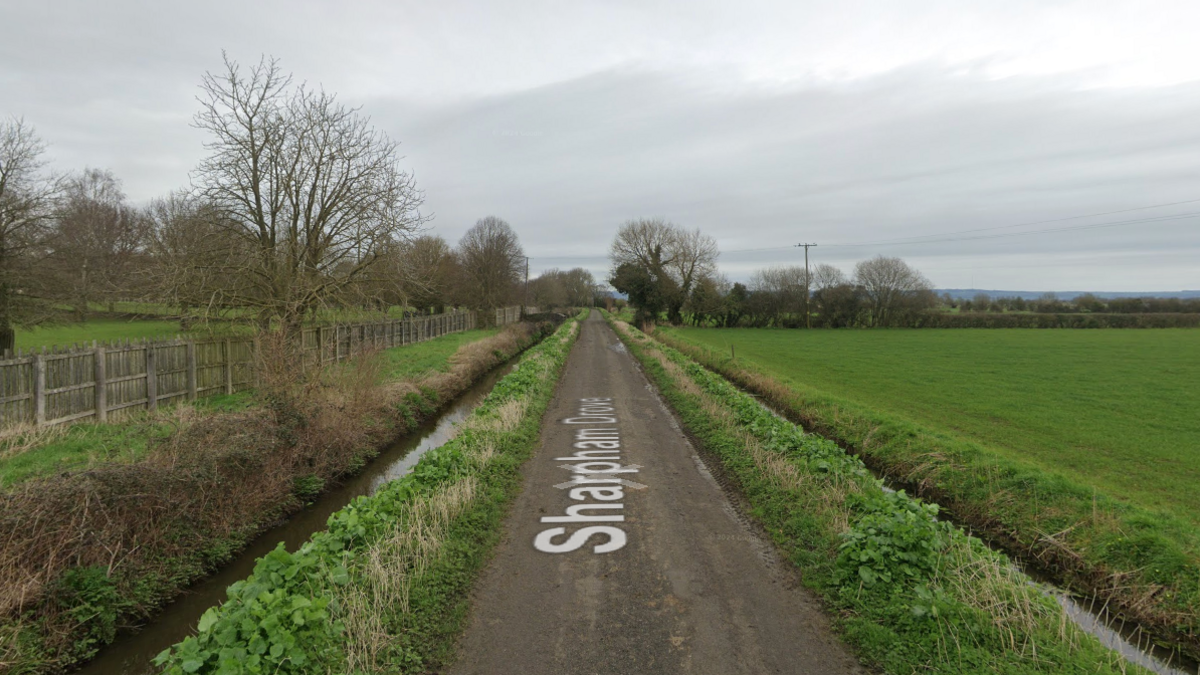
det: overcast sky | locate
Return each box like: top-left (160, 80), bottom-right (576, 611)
top-left (3, 0), bottom-right (1199, 291)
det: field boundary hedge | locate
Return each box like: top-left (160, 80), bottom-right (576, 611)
top-left (155, 311), bottom-right (583, 674)
top-left (653, 327), bottom-right (1200, 662)
top-left (606, 314), bottom-right (1152, 674)
top-left (911, 312), bottom-right (1200, 329)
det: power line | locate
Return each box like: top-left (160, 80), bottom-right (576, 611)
top-left (796, 243), bottom-right (817, 328)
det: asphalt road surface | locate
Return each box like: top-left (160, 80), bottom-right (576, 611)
top-left (447, 311), bottom-right (864, 674)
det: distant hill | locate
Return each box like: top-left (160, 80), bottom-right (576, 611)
top-left (936, 289), bottom-right (1200, 301)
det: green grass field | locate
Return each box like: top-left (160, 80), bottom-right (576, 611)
top-left (14, 320), bottom-right (190, 351)
top-left (379, 328), bottom-right (499, 380)
top-left (12, 308), bottom-right (444, 353)
top-left (664, 327), bottom-right (1200, 527)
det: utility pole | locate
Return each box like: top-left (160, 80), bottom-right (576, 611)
top-left (796, 243), bottom-right (817, 329)
top-left (523, 256), bottom-right (530, 318)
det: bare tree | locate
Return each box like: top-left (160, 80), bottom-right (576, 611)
top-left (748, 265), bottom-right (809, 325)
top-left (188, 54), bottom-right (427, 333)
top-left (146, 191), bottom-right (250, 326)
top-left (853, 255), bottom-right (934, 327)
top-left (608, 218), bottom-right (717, 324)
top-left (666, 227), bottom-right (718, 320)
top-left (393, 234), bottom-right (457, 313)
top-left (530, 268), bottom-right (568, 309)
top-left (811, 263), bottom-right (847, 291)
top-left (0, 118), bottom-right (60, 353)
top-left (456, 216), bottom-right (524, 315)
top-left (560, 268), bottom-right (596, 307)
top-left (46, 169), bottom-right (151, 318)
top-left (529, 267), bottom-right (596, 309)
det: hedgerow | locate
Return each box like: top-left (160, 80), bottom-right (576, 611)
top-left (155, 312), bottom-right (582, 675)
top-left (606, 314), bottom-right (1150, 675)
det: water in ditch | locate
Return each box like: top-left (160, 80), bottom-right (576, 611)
top-left (73, 359), bottom-right (519, 675)
top-left (739, 393), bottom-right (1197, 675)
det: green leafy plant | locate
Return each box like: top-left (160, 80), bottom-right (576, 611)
top-left (835, 490), bottom-right (949, 590)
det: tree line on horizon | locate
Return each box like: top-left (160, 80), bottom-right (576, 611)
top-left (605, 219), bottom-right (1200, 329)
top-left (606, 217), bottom-right (936, 328)
top-left (0, 56), bottom-right (533, 354)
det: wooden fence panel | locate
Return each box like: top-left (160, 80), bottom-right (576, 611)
top-left (44, 351), bottom-right (96, 424)
top-left (0, 308), bottom-right (494, 431)
top-left (0, 357), bottom-right (34, 428)
top-left (195, 340), bottom-right (227, 396)
top-left (105, 346), bottom-right (148, 417)
top-left (155, 343), bottom-right (190, 405)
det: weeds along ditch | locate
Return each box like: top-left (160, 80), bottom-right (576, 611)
top-left (151, 313), bottom-right (580, 675)
top-left (650, 328), bottom-right (1200, 667)
top-left (0, 322), bottom-right (554, 675)
top-left (605, 315), bottom-right (1184, 675)
top-left (71, 357), bottom-right (522, 675)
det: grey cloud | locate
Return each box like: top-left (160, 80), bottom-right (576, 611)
top-left (3, 1), bottom-right (1199, 291)
top-left (372, 67), bottom-right (1200, 290)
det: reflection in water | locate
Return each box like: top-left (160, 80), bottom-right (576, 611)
top-left (74, 360), bottom-right (518, 675)
top-left (1048, 587), bottom-right (1196, 675)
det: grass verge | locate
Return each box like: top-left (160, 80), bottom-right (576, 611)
top-left (154, 312), bottom-right (582, 674)
top-left (608, 315), bottom-right (1152, 674)
top-left (0, 323), bottom-right (551, 674)
top-left (651, 328), bottom-right (1200, 661)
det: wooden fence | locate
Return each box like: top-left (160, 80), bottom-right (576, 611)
top-left (0, 307), bottom-right (520, 430)
top-left (495, 306), bottom-right (521, 326)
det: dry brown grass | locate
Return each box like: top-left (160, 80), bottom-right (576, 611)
top-left (462, 397), bottom-right (527, 435)
top-left (335, 477), bottom-right (478, 672)
top-left (940, 539), bottom-right (1071, 649)
top-left (636, 332), bottom-right (860, 537)
top-left (415, 324), bottom-right (536, 402)
top-left (0, 424), bottom-right (68, 462)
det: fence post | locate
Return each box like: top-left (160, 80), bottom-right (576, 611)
top-left (33, 352), bottom-right (46, 426)
top-left (224, 338), bottom-right (234, 395)
top-left (316, 328), bottom-right (324, 368)
top-left (186, 341), bottom-right (197, 401)
top-left (252, 336), bottom-right (261, 388)
top-left (94, 345), bottom-right (107, 422)
top-left (146, 345), bottom-right (158, 412)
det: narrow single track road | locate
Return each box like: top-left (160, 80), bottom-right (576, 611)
top-left (448, 311), bottom-right (864, 674)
